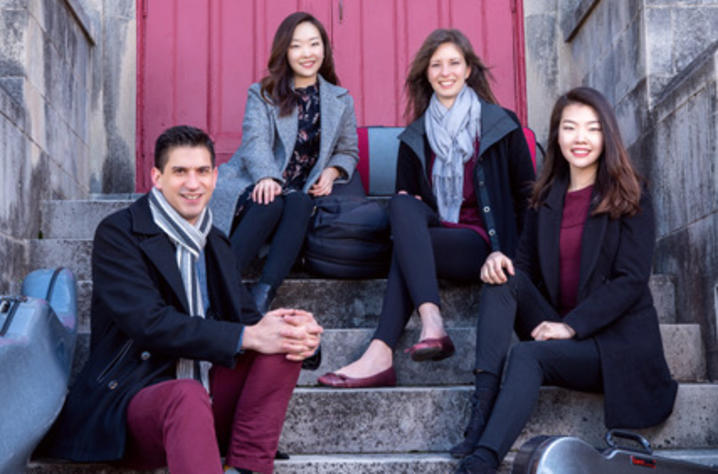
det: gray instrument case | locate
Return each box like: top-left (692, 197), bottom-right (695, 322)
top-left (513, 430), bottom-right (718, 473)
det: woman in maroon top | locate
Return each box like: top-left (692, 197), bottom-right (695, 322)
top-left (453, 87), bottom-right (677, 474)
top-left (318, 29), bottom-right (535, 388)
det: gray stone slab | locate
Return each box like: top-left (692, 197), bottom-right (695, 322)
top-left (66, 323), bottom-right (706, 388)
top-left (27, 455), bottom-right (467, 474)
top-left (280, 383), bottom-right (718, 453)
top-left (299, 324), bottom-right (705, 385)
top-left (41, 200), bottom-right (131, 238)
top-left (56, 270), bottom-right (676, 331)
top-left (29, 239), bottom-right (92, 280)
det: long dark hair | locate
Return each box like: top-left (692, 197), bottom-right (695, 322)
top-left (404, 29), bottom-right (496, 122)
top-left (530, 87), bottom-right (642, 219)
top-left (259, 12), bottom-right (338, 116)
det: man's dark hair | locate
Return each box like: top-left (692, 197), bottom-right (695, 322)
top-left (154, 125), bottom-right (216, 171)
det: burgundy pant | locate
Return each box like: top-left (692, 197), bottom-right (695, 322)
top-left (123, 352), bottom-right (301, 474)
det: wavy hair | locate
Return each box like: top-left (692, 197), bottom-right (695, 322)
top-left (404, 28), bottom-right (496, 122)
top-left (530, 87), bottom-right (642, 218)
top-left (259, 12), bottom-right (338, 116)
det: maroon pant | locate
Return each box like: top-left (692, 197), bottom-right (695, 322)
top-left (123, 352), bottom-right (301, 474)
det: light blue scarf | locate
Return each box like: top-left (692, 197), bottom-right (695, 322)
top-left (425, 85), bottom-right (482, 223)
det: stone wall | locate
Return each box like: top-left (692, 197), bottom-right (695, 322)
top-left (524, 0), bottom-right (718, 377)
top-left (0, 0), bottom-right (135, 293)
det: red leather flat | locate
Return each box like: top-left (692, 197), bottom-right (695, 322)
top-left (317, 366), bottom-right (396, 388)
top-left (405, 335), bottom-right (455, 362)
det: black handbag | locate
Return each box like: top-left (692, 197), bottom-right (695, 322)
top-left (303, 195), bottom-right (391, 278)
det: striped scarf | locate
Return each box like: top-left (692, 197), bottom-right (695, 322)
top-left (149, 187), bottom-right (213, 391)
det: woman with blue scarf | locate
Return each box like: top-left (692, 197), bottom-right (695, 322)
top-left (318, 29), bottom-right (535, 388)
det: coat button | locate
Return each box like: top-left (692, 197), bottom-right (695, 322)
top-left (108, 380), bottom-right (118, 390)
top-left (483, 206), bottom-right (490, 213)
top-left (141, 351), bottom-right (151, 360)
top-left (479, 180), bottom-right (485, 186)
top-left (488, 229), bottom-right (496, 236)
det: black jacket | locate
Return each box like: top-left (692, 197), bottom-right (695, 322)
top-left (40, 195), bottom-right (260, 461)
top-left (396, 103), bottom-right (535, 257)
top-left (515, 179), bottom-right (677, 428)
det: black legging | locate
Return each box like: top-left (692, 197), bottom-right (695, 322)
top-left (474, 270), bottom-right (603, 461)
top-left (373, 194), bottom-right (490, 348)
top-left (229, 191), bottom-right (314, 288)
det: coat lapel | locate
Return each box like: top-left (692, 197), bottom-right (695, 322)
top-left (577, 198), bottom-right (608, 299)
top-left (318, 76), bottom-right (344, 165)
top-left (537, 179), bottom-right (567, 306)
top-left (274, 104), bottom-right (298, 166)
top-left (204, 230), bottom-right (243, 319)
top-left (131, 195), bottom-right (190, 313)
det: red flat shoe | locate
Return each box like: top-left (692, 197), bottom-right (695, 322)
top-left (317, 366), bottom-right (396, 388)
top-left (405, 335), bottom-right (455, 362)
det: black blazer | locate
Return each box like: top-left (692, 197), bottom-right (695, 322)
top-left (515, 178), bottom-right (677, 428)
top-left (40, 195), bottom-right (260, 461)
top-left (396, 103), bottom-right (535, 258)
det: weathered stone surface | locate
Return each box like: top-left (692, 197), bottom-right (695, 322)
top-left (0, 233), bottom-right (28, 294)
top-left (650, 273), bottom-right (677, 323)
top-left (41, 199), bottom-right (131, 238)
top-left (655, 215), bottom-right (718, 379)
top-left (29, 239), bottom-right (93, 280)
top-left (280, 384), bottom-right (718, 453)
top-left (299, 324), bottom-right (704, 385)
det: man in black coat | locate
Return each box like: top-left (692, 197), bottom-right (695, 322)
top-left (40, 126), bottom-right (322, 474)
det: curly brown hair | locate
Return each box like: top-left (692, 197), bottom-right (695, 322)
top-left (531, 87), bottom-right (642, 218)
top-left (259, 12), bottom-right (339, 116)
top-left (404, 29), bottom-right (496, 122)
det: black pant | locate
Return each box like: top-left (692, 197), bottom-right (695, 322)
top-left (229, 191), bottom-right (314, 288)
top-left (373, 194), bottom-right (490, 349)
top-left (474, 271), bottom-right (603, 461)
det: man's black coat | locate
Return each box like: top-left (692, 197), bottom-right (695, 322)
top-left (40, 194), bottom-right (260, 461)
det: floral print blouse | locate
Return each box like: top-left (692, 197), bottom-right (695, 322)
top-left (282, 84), bottom-right (321, 190)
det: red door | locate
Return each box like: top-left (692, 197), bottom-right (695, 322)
top-left (137, 0), bottom-right (526, 192)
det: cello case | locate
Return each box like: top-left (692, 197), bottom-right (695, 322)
top-left (512, 430), bottom-right (718, 474)
top-left (0, 268), bottom-right (77, 474)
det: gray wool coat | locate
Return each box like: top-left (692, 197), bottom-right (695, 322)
top-left (210, 75), bottom-right (359, 235)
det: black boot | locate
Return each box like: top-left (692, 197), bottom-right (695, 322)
top-left (250, 282), bottom-right (276, 315)
top-left (454, 451), bottom-right (497, 474)
top-left (450, 373), bottom-right (498, 458)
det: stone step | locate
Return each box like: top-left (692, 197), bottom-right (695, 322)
top-left (279, 383), bottom-right (718, 454)
top-left (67, 324), bottom-right (705, 389)
top-left (40, 199), bottom-right (134, 240)
top-left (26, 449), bottom-right (718, 474)
top-left (48, 272), bottom-right (676, 333)
top-left (297, 324), bottom-right (704, 385)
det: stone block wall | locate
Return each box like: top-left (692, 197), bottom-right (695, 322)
top-left (525, 0), bottom-right (718, 377)
top-left (0, 0), bottom-right (135, 293)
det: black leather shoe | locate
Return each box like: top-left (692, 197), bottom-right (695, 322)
top-left (301, 345), bottom-right (322, 370)
top-left (275, 449), bottom-right (290, 460)
top-left (250, 282), bottom-right (276, 314)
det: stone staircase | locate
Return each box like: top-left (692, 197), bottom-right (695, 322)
top-left (27, 199), bottom-right (718, 473)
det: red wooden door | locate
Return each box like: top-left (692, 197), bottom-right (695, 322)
top-left (137, 0), bottom-right (526, 192)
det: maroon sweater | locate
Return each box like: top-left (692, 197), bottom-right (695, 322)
top-left (559, 185), bottom-right (593, 315)
top-left (429, 148), bottom-right (489, 243)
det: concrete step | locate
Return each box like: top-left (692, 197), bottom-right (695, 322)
top-left (26, 449), bottom-right (718, 474)
top-left (46, 272), bottom-right (676, 333)
top-left (298, 324), bottom-right (704, 385)
top-left (40, 199), bottom-right (134, 239)
top-left (67, 323), bottom-right (705, 389)
top-left (28, 454), bottom-right (461, 474)
top-left (279, 383), bottom-right (718, 454)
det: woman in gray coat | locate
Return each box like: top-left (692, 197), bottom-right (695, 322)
top-left (211, 12), bottom-right (358, 314)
